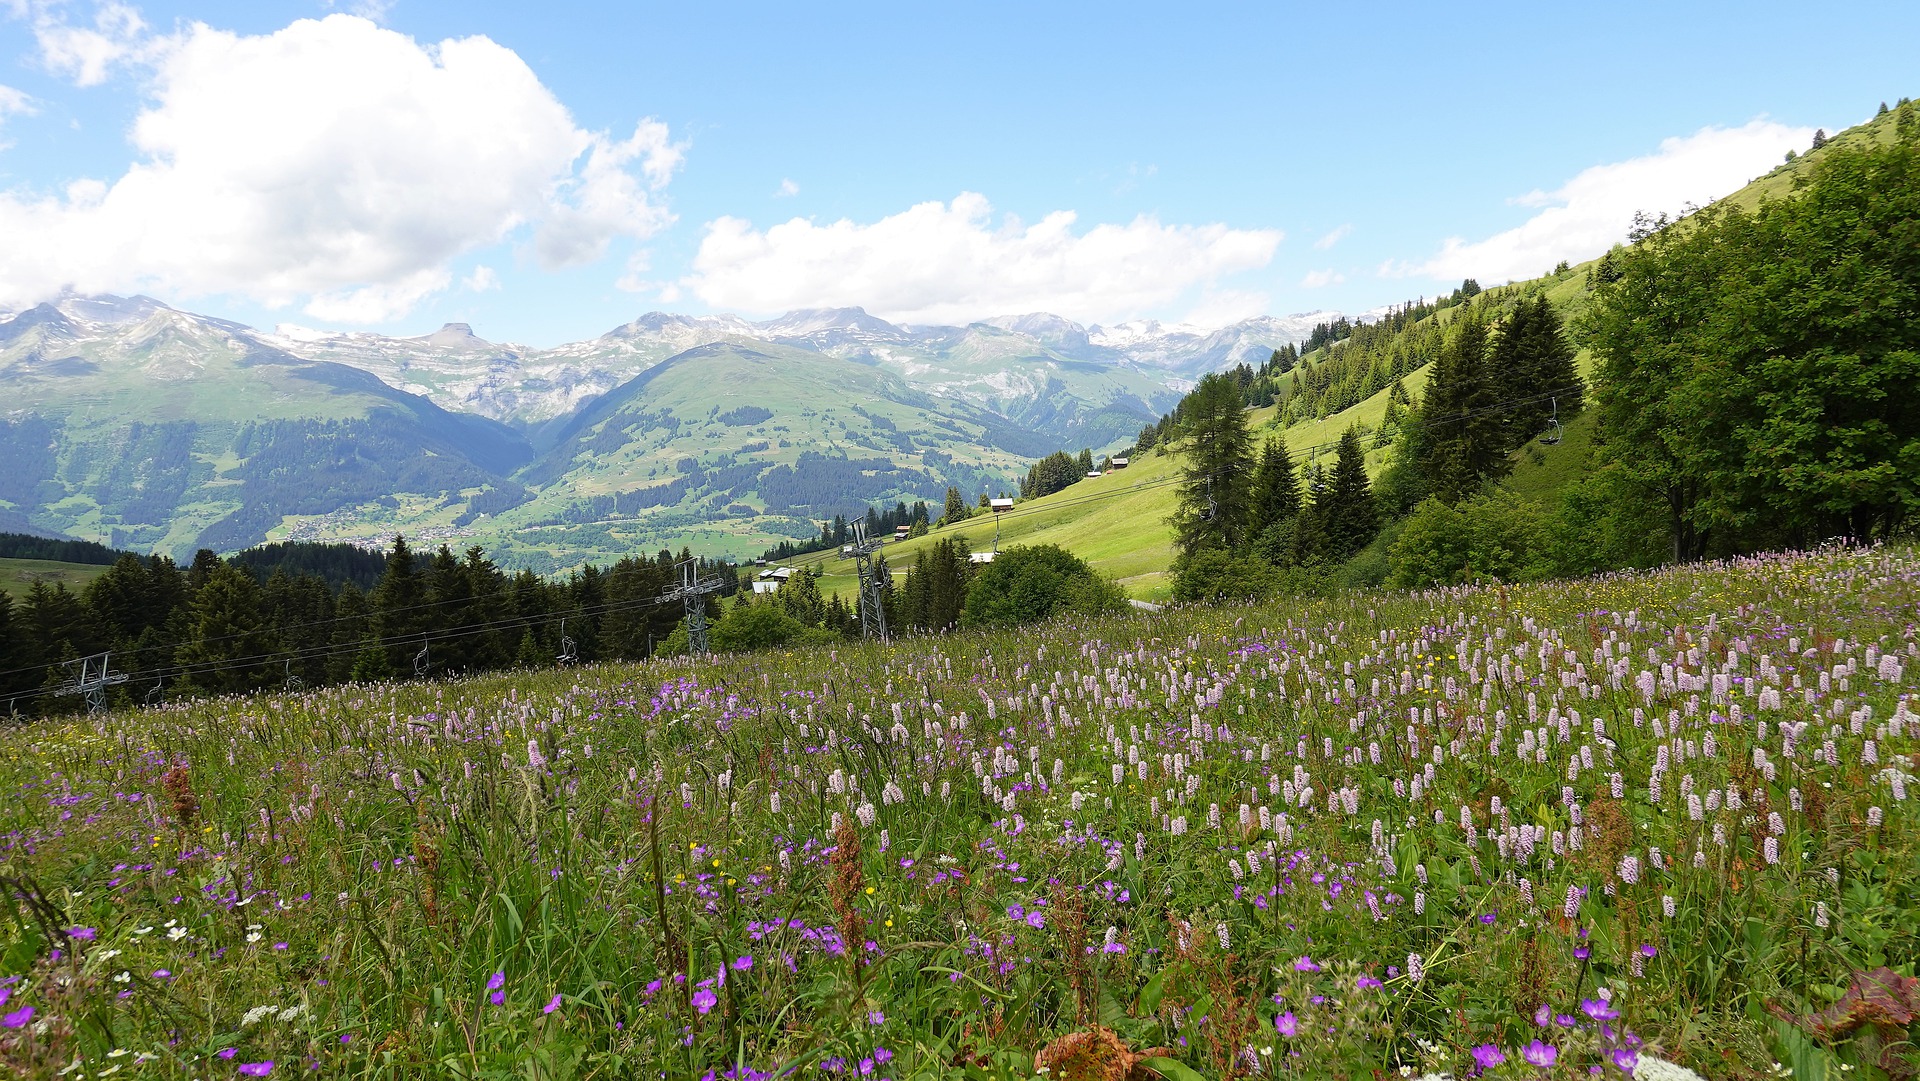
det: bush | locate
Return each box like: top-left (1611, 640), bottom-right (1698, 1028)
top-left (1385, 494), bottom-right (1550, 588)
top-left (710, 598), bottom-right (805, 653)
top-left (1171, 549), bottom-right (1276, 604)
top-left (961, 544), bottom-right (1126, 628)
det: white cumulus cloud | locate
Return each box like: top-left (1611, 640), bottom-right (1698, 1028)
top-left (1398, 119), bottom-right (1814, 284)
top-left (1300, 268), bottom-right (1345, 289)
top-left (681, 192), bottom-right (1282, 325)
top-left (28, 0), bottom-right (148, 86)
top-left (0, 83), bottom-right (34, 127)
top-left (774, 177), bottom-right (799, 198)
top-left (0, 13), bottom-right (681, 321)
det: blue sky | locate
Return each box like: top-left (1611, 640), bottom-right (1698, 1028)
top-left (0, 1), bottom-right (1912, 345)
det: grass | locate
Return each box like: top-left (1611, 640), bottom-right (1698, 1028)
top-left (793, 369), bottom-right (1449, 603)
top-left (0, 556), bottom-right (109, 600)
top-left (1, 545), bottom-right (1914, 1079)
top-left (1500, 408), bottom-right (1599, 505)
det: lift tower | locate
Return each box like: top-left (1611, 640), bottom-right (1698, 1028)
top-left (848, 517), bottom-right (891, 643)
top-left (660, 557), bottom-right (725, 656)
top-left (59, 652), bottom-right (128, 714)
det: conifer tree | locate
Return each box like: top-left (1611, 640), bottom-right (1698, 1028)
top-left (1246, 438), bottom-right (1302, 538)
top-left (372, 535), bottom-right (427, 672)
top-left (0, 592), bottom-right (28, 708)
top-left (176, 563), bottom-right (275, 695)
top-left (328, 583), bottom-right (374, 683)
top-left (941, 486), bottom-right (971, 526)
top-left (1172, 372), bottom-right (1256, 557)
top-left (1420, 313), bottom-right (1508, 501)
top-left (1317, 429), bottom-right (1379, 559)
top-left (1520, 295), bottom-right (1582, 420)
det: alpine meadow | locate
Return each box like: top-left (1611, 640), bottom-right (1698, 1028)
top-left (1, 5), bottom-right (1919, 1079)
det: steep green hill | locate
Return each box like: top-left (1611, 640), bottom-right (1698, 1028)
top-left (790, 106), bottom-right (1908, 599)
top-left (458, 341), bottom-right (1051, 571)
top-left (0, 299), bottom-right (529, 559)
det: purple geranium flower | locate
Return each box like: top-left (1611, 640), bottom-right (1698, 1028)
top-left (692, 989), bottom-right (718, 1015)
top-left (1581, 997), bottom-right (1620, 1021)
top-left (1610, 1047), bottom-right (1640, 1073)
top-left (544, 994), bottom-right (562, 1014)
top-left (1, 1006), bottom-right (32, 1028)
top-left (1470, 1043), bottom-right (1506, 1070)
top-left (1522, 1040), bottom-right (1558, 1067)
top-left (1293, 955), bottom-right (1320, 972)
top-left (1275, 1011), bottom-right (1298, 1037)
top-left (238, 1063), bottom-right (274, 1077)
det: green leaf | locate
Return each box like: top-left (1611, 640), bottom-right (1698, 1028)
top-left (1138, 969), bottom-right (1165, 1014)
top-left (1137, 1057), bottom-right (1208, 1081)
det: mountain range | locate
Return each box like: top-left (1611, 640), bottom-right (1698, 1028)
top-left (0, 295), bottom-right (1337, 570)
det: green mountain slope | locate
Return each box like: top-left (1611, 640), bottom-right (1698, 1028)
top-left (792, 106), bottom-right (1907, 598)
top-left (0, 298), bottom-right (529, 558)
top-left (454, 342), bottom-right (1054, 570)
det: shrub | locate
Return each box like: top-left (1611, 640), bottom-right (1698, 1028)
top-left (961, 544), bottom-right (1126, 628)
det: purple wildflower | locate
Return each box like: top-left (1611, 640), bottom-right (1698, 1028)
top-left (692, 989), bottom-right (718, 1015)
top-left (1275, 1010), bottom-right (1298, 1037)
top-left (1522, 1040), bottom-right (1557, 1067)
top-left (544, 994), bottom-right (562, 1014)
top-left (1, 1006), bottom-right (32, 1028)
top-left (238, 1063), bottom-right (274, 1077)
top-left (1293, 955), bottom-right (1321, 972)
top-left (1470, 1044), bottom-right (1506, 1070)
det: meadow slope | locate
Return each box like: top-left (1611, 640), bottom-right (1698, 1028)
top-left (1, 545), bottom-right (1916, 1079)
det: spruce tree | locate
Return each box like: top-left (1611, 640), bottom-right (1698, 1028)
top-left (941, 486), bottom-right (970, 525)
top-left (372, 535), bottom-right (426, 672)
top-left (1172, 373), bottom-right (1257, 557)
top-left (1247, 438), bottom-right (1302, 537)
top-left (176, 563), bottom-right (275, 695)
top-left (1421, 313), bottom-right (1508, 501)
top-left (1488, 300), bottom-right (1537, 447)
top-left (1318, 429), bottom-right (1379, 559)
top-left (1521, 296), bottom-right (1582, 419)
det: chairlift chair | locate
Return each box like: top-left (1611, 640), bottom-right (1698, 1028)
top-left (1540, 396), bottom-right (1563, 446)
top-left (557, 617), bottom-right (579, 666)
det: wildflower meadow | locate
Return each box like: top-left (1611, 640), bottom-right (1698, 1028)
top-left (3, 545), bottom-right (1918, 1080)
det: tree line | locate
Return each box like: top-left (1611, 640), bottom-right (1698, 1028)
top-left (0, 537), bottom-right (739, 716)
top-left (1164, 103), bottom-right (1917, 597)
